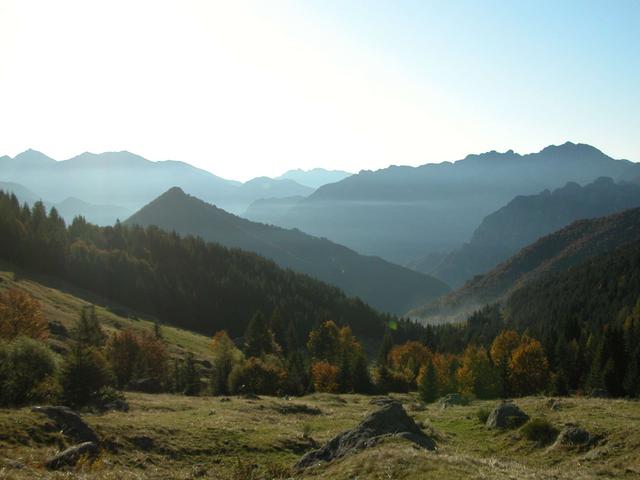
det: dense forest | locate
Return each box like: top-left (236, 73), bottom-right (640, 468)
top-left (0, 190), bottom-right (392, 339)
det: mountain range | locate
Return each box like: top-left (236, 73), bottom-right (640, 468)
top-left (410, 205), bottom-right (640, 324)
top-left (251, 143), bottom-right (640, 265)
top-left (278, 168), bottom-right (352, 189)
top-left (417, 176), bottom-right (640, 288)
top-left (0, 150), bottom-right (321, 224)
top-left (124, 187), bottom-right (450, 315)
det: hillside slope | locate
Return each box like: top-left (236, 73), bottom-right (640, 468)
top-left (260, 143), bottom-right (640, 264)
top-left (410, 206), bottom-right (640, 324)
top-left (0, 261), bottom-right (216, 363)
top-left (422, 177), bottom-right (640, 287)
top-left (0, 189), bottom-right (392, 338)
top-left (125, 187), bottom-right (450, 314)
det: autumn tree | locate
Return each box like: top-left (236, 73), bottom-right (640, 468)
top-left (456, 344), bottom-right (500, 399)
top-left (0, 289), bottom-right (48, 340)
top-left (311, 361), bottom-right (339, 393)
top-left (387, 341), bottom-right (431, 386)
top-left (490, 330), bottom-right (520, 397)
top-left (509, 336), bottom-right (551, 396)
top-left (209, 330), bottom-right (244, 395)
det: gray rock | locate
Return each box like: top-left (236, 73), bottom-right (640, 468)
top-left (589, 388), bottom-right (609, 398)
top-left (439, 393), bottom-right (466, 408)
top-left (45, 442), bottom-right (98, 470)
top-left (295, 401), bottom-right (436, 470)
top-left (32, 406), bottom-right (99, 444)
top-left (552, 425), bottom-right (599, 450)
top-left (485, 401), bottom-right (529, 429)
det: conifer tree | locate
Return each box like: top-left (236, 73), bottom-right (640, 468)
top-left (418, 358), bottom-right (438, 403)
top-left (71, 305), bottom-right (106, 347)
top-left (244, 311), bottom-right (273, 358)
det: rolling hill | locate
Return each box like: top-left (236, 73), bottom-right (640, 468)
top-left (256, 143), bottom-right (640, 264)
top-left (409, 206), bottom-right (640, 324)
top-left (125, 187), bottom-right (450, 315)
top-left (278, 168), bottom-right (353, 189)
top-left (419, 177), bottom-right (640, 287)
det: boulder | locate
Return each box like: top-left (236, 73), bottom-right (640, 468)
top-left (551, 425), bottom-right (599, 450)
top-left (31, 406), bottom-right (99, 444)
top-left (45, 442), bottom-right (98, 470)
top-left (589, 388), bottom-right (609, 398)
top-left (295, 401), bottom-right (435, 470)
top-left (438, 393), bottom-right (466, 408)
top-left (485, 401), bottom-right (529, 429)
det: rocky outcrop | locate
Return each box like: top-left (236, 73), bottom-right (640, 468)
top-left (551, 424), bottom-right (600, 450)
top-left (485, 401), bottom-right (529, 429)
top-left (45, 442), bottom-right (98, 470)
top-left (295, 401), bottom-right (436, 470)
top-left (31, 406), bottom-right (99, 444)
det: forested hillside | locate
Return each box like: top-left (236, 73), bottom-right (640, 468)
top-left (411, 206), bottom-right (640, 324)
top-left (421, 177), bottom-right (640, 287)
top-left (0, 190), bottom-right (392, 339)
top-left (125, 188), bottom-right (449, 314)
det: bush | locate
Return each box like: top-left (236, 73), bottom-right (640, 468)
top-left (476, 407), bottom-right (491, 424)
top-left (0, 289), bottom-right (48, 340)
top-left (228, 356), bottom-right (287, 395)
top-left (0, 337), bottom-right (59, 406)
top-left (520, 418), bottom-right (558, 444)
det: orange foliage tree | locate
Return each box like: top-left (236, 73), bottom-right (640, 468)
top-left (387, 340), bottom-right (431, 385)
top-left (0, 288), bottom-right (48, 340)
top-left (311, 361), bottom-right (340, 393)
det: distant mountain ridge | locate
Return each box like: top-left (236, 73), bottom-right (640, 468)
top-left (418, 177), bottom-right (640, 287)
top-left (256, 142), bottom-right (640, 264)
top-left (278, 168), bottom-right (352, 189)
top-left (409, 206), bottom-right (640, 324)
top-left (125, 187), bottom-right (450, 315)
top-left (0, 149), bottom-right (322, 224)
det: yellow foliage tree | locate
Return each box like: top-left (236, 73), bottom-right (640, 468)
top-left (490, 330), bottom-right (520, 365)
top-left (509, 336), bottom-right (550, 396)
top-left (0, 288), bottom-right (48, 340)
top-left (456, 344), bottom-right (500, 399)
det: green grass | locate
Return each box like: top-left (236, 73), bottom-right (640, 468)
top-left (1, 393), bottom-right (640, 479)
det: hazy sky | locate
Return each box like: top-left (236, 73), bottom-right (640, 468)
top-left (1, 0), bottom-right (638, 181)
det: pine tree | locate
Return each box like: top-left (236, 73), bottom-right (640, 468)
top-left (378, 330), bottom-right (393, 366)
top-left (337, 353), bottom-right (352, 393)
top-left (351, 352), bottom-right (372, 394)
top-left (71, 305), bottom-right (105, 347)
top-left (418, 358), bottom-right (438, 403)
top-left (182, 353), bottom-right (201, 396)
top-left (244, 311), bottom-right (273, 358)
top-left (60, 345), bottom-right (113, 407)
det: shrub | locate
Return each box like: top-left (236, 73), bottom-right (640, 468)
top-left (520, 418), bottom-right (558, 444)
top-left (476, 407), bottom-right (491, 424)
top-left (228, 356), bottom-right (287, 395)
top-left (209, 331), bottom-right (244, 395)
top-left (0, 336), bottom-right (58, 406)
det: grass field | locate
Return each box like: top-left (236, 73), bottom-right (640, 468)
top-left (1, 392), bottom-right (639, 479)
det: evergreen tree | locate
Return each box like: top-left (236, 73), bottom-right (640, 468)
top-left (351, 352), bottom-right (372, 394)
top-left (378, 329), bottom-right (393, 366)
top-left (418, 358), bottom-right (438, 403)
top-left (269, 308), bottom-right (286, 353)
top-left (285, 319), bottom-right (300, 356)
top-left (71, 305), bottom-right (106, 347)
top-left (60, 345), bottom-right (113, 407)
top-left (244, 311), bottom-right (273, 358)
top-left (337, 353), bottom-right (352, 393)
top-left (181, 353), bottom-right (201, 396)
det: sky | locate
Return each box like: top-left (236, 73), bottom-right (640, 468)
top-left (0, 0), bottom-right (638, 181)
